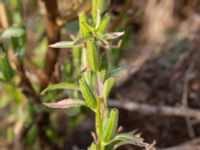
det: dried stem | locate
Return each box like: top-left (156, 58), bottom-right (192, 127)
top-left (40, 0), bottom-right (61, 90)
top-left (109, 100), bottom-right (200, 120)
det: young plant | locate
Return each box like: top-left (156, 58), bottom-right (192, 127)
top-left (43, 0), bottom-right (155, 149)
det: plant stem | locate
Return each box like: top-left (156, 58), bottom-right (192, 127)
top-left (95, 96), bottom-right (105, 150)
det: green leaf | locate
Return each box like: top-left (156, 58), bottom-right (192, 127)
top-left (82, 21), bottom-right (95, 33)
top-left (2, 27), bottom-right (26, 57)
top-left (97, 0), bottom-right (104, 13)
top-left (2, 27), bottom-right (25, 39)
top-left (79, 79), bottom-right (97, 109)
top-left (92, 0), bottom-right (97, 23)
top-left (41, 82), bottom-right (80, 95)
top-left (49, 41), bottom-right (83, 48)
top-left (92, 0), bottom-right (104, 24)
top-left (98, 13), bottom-right (110, 33)
top-left (100, 53), bottom-right (108, 81)
top-left (7, 127), bottom-right (14, 142)
top-left (43, 98), bottom-right (86, 109)
top-left (95, 10), bottom-right (101, 29)
top-left (88, 142), bottom-right (98, 150)
top-left (103, 109), bottom-right (119, 142)
top-left (0, 54), bottom-right (14, 81)
top-left (79, 12), bottom-right (90, 38)
top-left (103, 77), bottom-right (115, 105)
top-left (108, 67), bottom-right (127, 77)
top-left (27, 126), bottom-right (37, 146)
top-left (27, 100), bottom-right (35, 119)
top-left (87, 39), bottom-right (100, 72)
top-left (81, 47), bottom-right (88, 68)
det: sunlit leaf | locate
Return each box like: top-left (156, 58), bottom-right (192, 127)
top-left (79, 12), bottom-right (90, 38)
top-left (49, 41), bottom-right (83, 48)
top-left (92, 0), bottom-right (97, 23)
top-left (103, 32), bottom-right (125, 40)
top-left (98, 13), bottom-right (110, 33)
top-left (88, 142), bottom-right (98, 150)
top-left (43, 99), bottom-right (86, 109)
top-left (2, 27), bottom-right (25, 39)
top-left (95, 10), bottom-right (101, 29)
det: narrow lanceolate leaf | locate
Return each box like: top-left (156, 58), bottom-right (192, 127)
top-left (0, 54), bottom-right (14, 81)
top-left (2, 27), bottom-right (25, 39)
top-left (97, 0), bottom-right (104, 13)
top-left (79, 79), bottom-right (97, 109)
top-left (41, 82), bottom-right (80, 95)
top-left (108, 67), bottom-right (127, 77)
top-left (103, 109), bottom-right (119, 142)
top-left (2, 27), bottom-right (26, 57)
top-left (87, 39), bottom-right (100, 72)
top-left (82, 21), bottom-right (95, 33)
top-left (49, 41), bottom-right (83, 48)
top-left (109, 132), bottom-right (155, 150)
top-left (100, 53), bottom-right (108, 81)
top-left (98, 13), bottom-right (110, 33)
top-left (79, 12), bottom-right (90, 38)
top-left (103, 77), bottom-right (115, 105)
top-left (92, 0), bottom-right (97, 23)
top-left (92, 0), bottom-right (104, 23)
top-left (103, 32), bottom-right (125, 40)
top-left (95, 10), bottom-right (101, 29)
top-left (43, 99), bottom-right (86, 109)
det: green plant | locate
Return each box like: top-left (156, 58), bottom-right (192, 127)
top-left (43, 0), bottom-right (155, 149)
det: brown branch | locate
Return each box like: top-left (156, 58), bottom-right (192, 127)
top-left (14, 114), bottom-right (41, 150)
top-left (36, 112), bottom-right (61, 150)
top-left (0, 2), bottom-right (9, 29)
top-left (40, 0), bottom-right (61, 90)
top-left (14, 55), bottom-right (60, 150)
top-left (59, 0), bottom-right (91, 23)
top-left (14, 55), bottom-right (41, 104)
top-left (109, 100), bottom-right (200, 120)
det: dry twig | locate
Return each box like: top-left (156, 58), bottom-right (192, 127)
top-left (40, 0), bottom-right (61, 90)
top-left (109, 100), bottom-right (200, 120)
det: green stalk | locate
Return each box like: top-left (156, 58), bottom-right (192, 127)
top-left (95, 96), bottom-right (104, 150)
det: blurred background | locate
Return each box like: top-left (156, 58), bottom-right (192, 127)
top-left (1, 0), bottom-right (200, 149)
